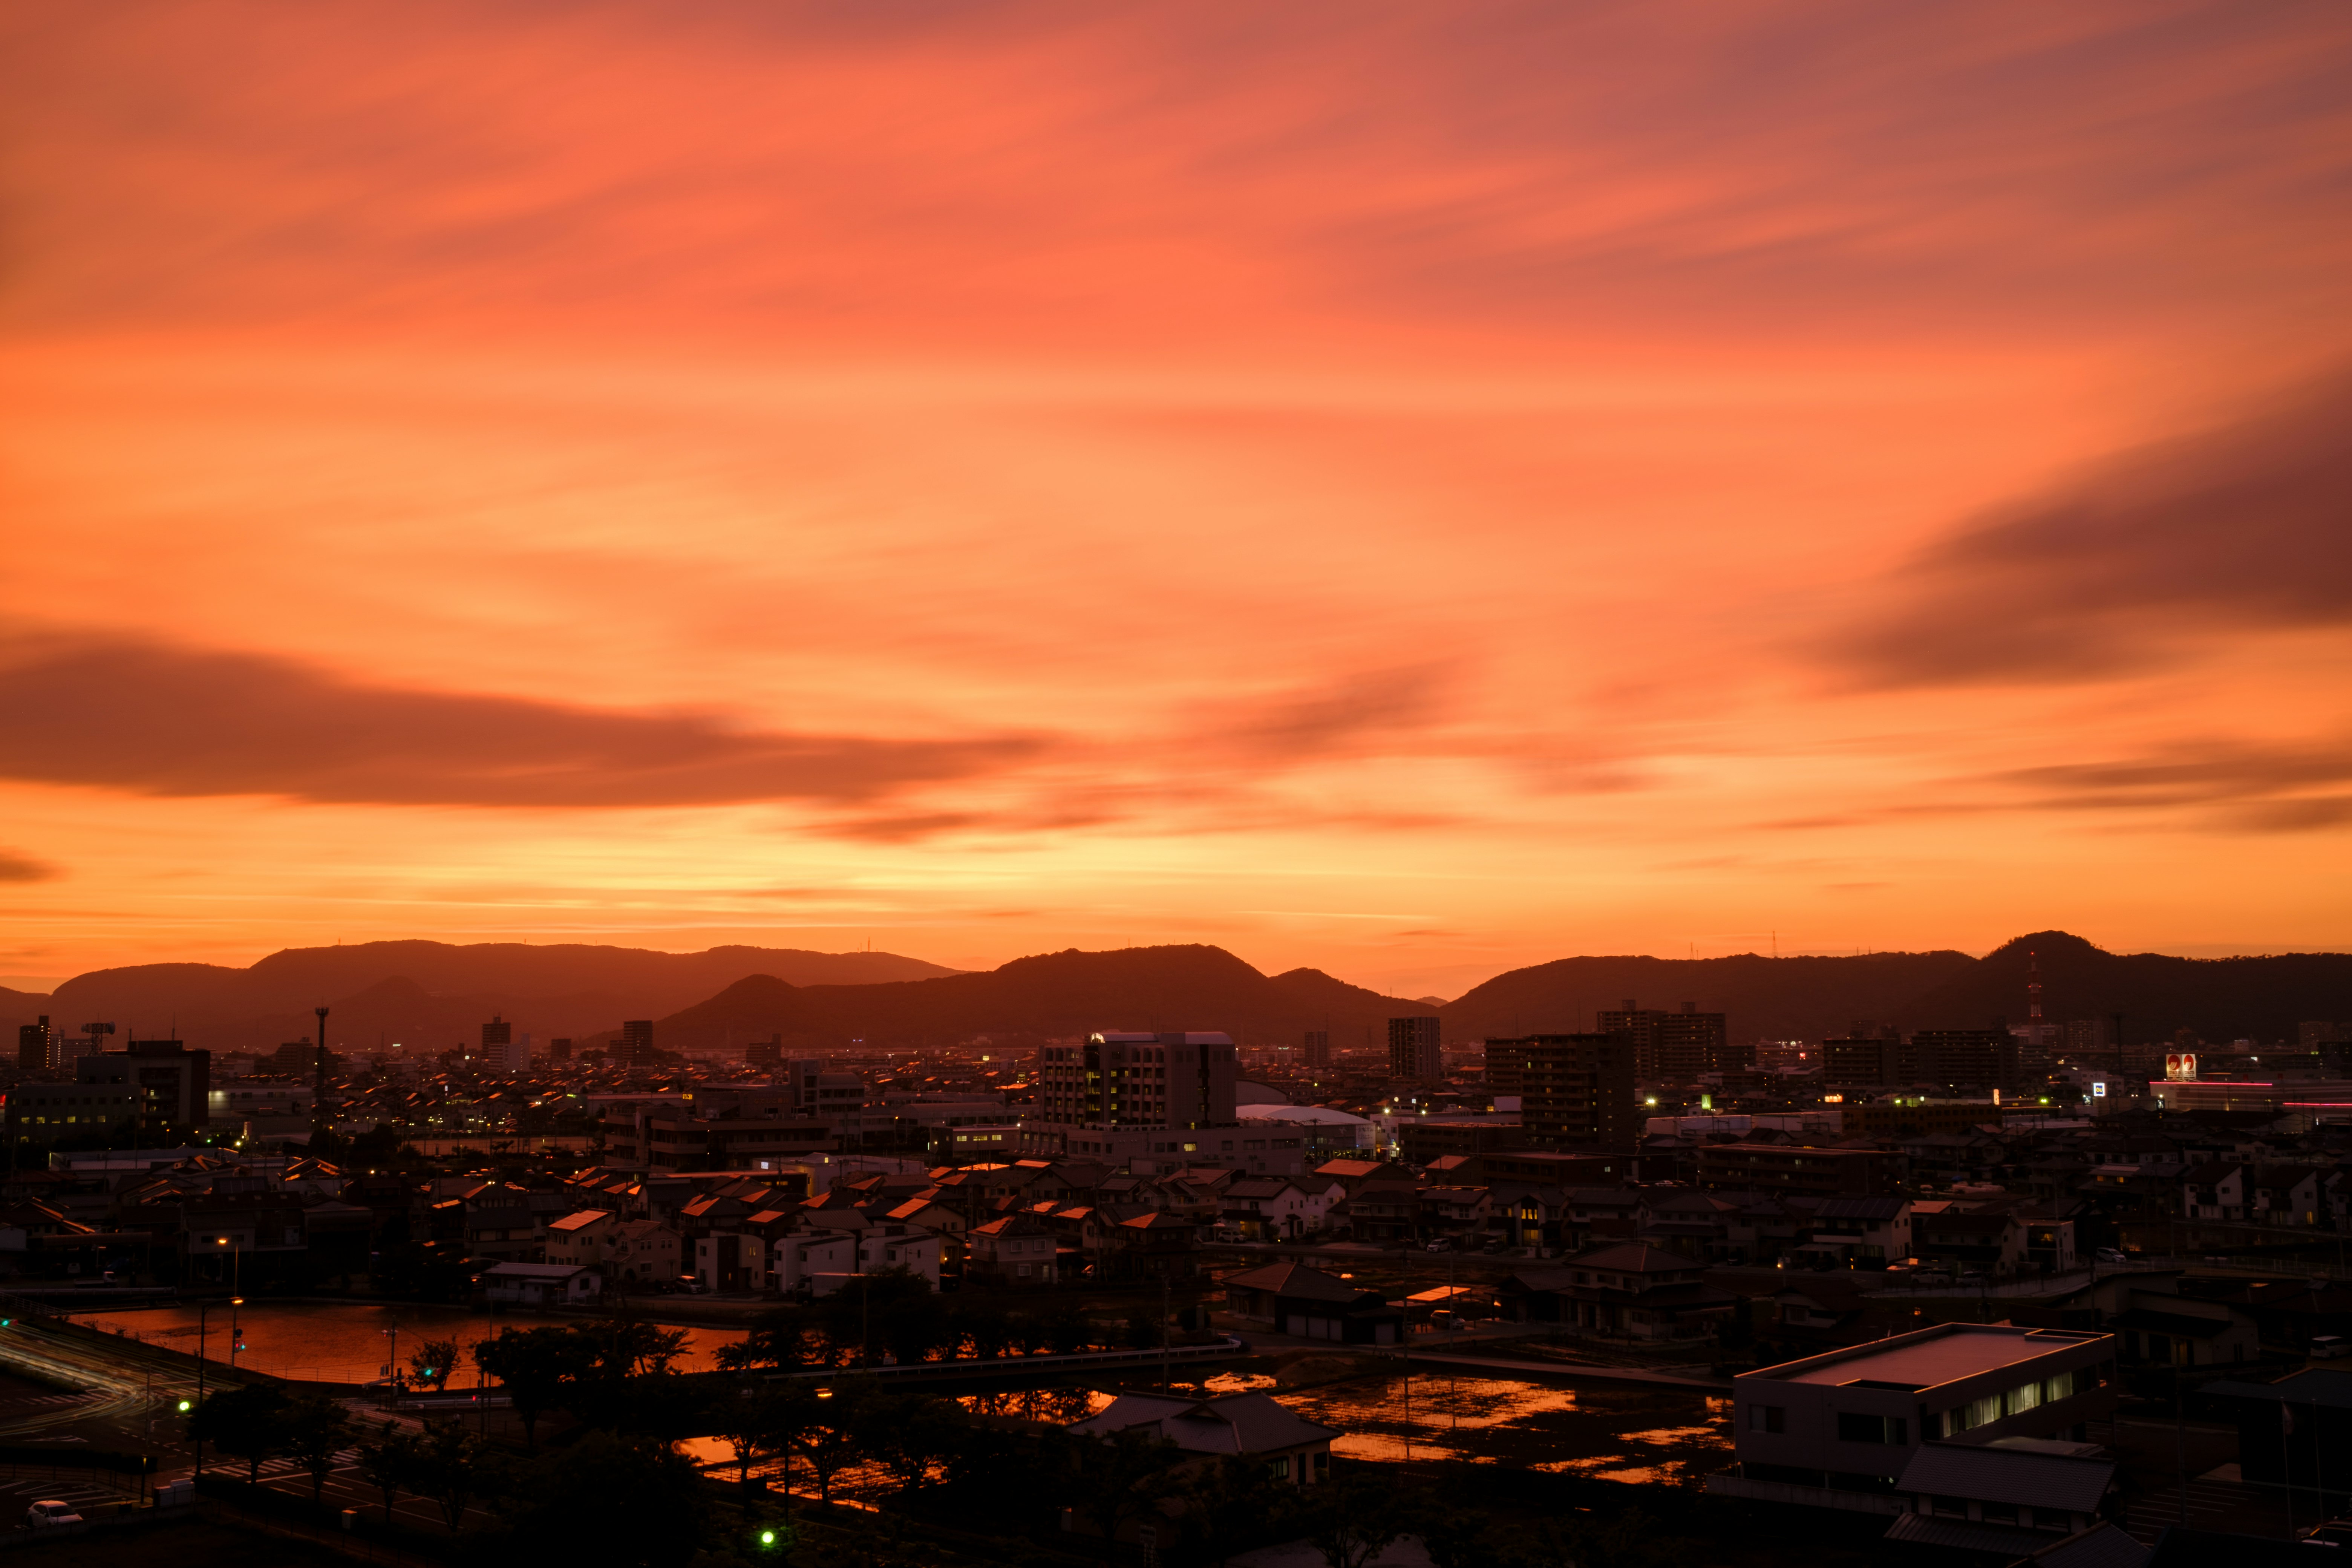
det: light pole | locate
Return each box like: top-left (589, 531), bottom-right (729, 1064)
top-left (384, 1325), bottom-right (400, 1391)
top-left (193, 1295), bottom-right (242, 1476)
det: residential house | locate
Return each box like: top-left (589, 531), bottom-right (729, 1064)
top-left (966, 1213), bottom-right (1059, 1286)
top-left (1223, 1260), bottom-right (1403, 1344)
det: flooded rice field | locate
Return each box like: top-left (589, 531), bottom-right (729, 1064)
top-left (70, 1302), bottom-right (747, 1384)
top-left (685, 1370), bottom-right (1730, 1496)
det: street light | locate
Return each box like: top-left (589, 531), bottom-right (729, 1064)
top-left (193, 1295), bottom-right (243, 1477)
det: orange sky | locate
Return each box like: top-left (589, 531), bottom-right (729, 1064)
top-left (5, 2), bottom-right (2351, 994)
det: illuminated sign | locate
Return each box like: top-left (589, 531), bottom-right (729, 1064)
top-left (2165, 1053), bottom-right (2199, 1081)
top-left (2090, 1081), bottom-right (2107, 1098)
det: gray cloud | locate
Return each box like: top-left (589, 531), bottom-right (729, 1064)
top-left (1990, 737), bottom-right (2352, 832)
top-left (1828, 368), bottom-right (2352, 686)
top-left (0, 637), bottom-right (1045, 808)
top-left (0, 849), bottom-right (60, 883)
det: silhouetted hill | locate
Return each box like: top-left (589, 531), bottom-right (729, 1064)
top-left (0, 983), bottom-right (54, 1044)
top-left (1444, 932), bottom-right (2352, 1044)
top-left (46, 941), bottom-right (961, 1054)
top-left (640, 945), bottom-right (1419, 1052)
top-left (1889, 931), bottom-right (2352, 1043)
top-left (1440, 950), bottom-right (1980, 1043)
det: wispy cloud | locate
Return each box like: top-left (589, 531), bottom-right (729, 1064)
top-left (1828, 368), bottom-right (2352, 686)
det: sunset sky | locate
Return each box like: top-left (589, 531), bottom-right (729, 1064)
top-left (5, 2), bottom-right (2350, 994)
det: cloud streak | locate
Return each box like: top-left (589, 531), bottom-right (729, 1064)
top-left (1830, 368), bottom-right (2352, 686)
top-left (0, 637), bottom-right (1044, 808)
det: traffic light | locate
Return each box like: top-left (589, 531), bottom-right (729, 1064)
top-left (178, 1399), bottom-right (193, 1413)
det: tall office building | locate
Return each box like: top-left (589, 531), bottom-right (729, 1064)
top-left (15, 1016), bottom-right (55, 1073)
top-left (1484, 1034), bottom-right (1635, 1147)
top-left (1302, 1030), bottom-right (1331, 1070)
top-left (1388, 1016), bottom-right (1442, 1082)
top-left (1598, 999), bottom-right (1738, 1083)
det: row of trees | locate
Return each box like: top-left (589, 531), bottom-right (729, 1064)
top-left (715, 1268), bottom-right (1163, 1372)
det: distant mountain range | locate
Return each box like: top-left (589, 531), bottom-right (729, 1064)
top-left (3, 941), bottom-right (959, 1054)
top-left (3, 930), bottom-right (2345, 1058)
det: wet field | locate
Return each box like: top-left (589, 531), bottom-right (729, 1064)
top-left (685, 1369), bottom-right (1730, 1497)
top-left (69, 1302), bottom-right (747, 1383)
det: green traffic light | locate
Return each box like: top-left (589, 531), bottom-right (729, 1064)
top-left (178, 1399), bottom-right (193, 1412)
top-left (760, 1531), bottom-right (776, 1547)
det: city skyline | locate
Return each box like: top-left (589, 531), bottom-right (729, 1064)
top-left (8, 3), bottom-right (2352, 996)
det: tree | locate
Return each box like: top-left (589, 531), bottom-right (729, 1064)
top-left (850, 1392), bottom-right (968, 1511)
top-left (717, 1306), bottom-right (812, 1373)
top-left (1414, 1496), bottom-right (1501, 1568)
top-left (1060, 1426), bottom-right (1186, 1566)
top-left (789, 1384), bottom-right (869, 1505)
top-left (497, 1431), bottom-right (710, 1568)
top-left (1043, 1305), bottom-right (1094, 1355)
top-left (408, 1421), bottom-right (496, 1532)
top-left (189, 1384), bottom-right (291, 1485)
top-left (1716, 1295), bottom-right (1754, 1358)
top-left (473, 1325), bottom-right (599, 1449)
top-left (588, 1316), bottom-right (692, 1379)
top-left (410, 1337), bottom-right (460, 1392)
top-left (355, 1421), bottom-right (419, 1525)
top-left (282, 1392), bottom-right (354, 1505)
top-left (1309, 1480), bottom-right (1402, 1568)
top-left (952, 1301), bottom-right (1013, 1360)
top-left (819, 1269), bottom-right (934, 1366)
top-left (1181, 1454), bottom-right (1292, 1568)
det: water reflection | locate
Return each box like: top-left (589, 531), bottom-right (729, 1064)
top-left (71, 1302), bottom-right (746, 1383)
top-left (1276, 1375), bottom-right (1730, 1484)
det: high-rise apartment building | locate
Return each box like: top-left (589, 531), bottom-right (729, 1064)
top-left (1484, 1033), bottom-right (1635, 1147)
top-left (1388, 1016), bottom-right (1442, 1082)
top-left (1031, 1031), bottom-right (1276, 1168)
top-left (548, 1038), bottom-right (573, 1063)
top-left (1823, 1033), bottom-right (1918, 1087)
top-left (15, 1016), bottom-right (55, 1073)
top-left (1911, 1029), bottom-right (2029, 1092)
top-left (1598, 1000), bottom-right (1738, 1083)
top-left (481, 1015), bottom-right (530, 1073)
top-left (1302, 1029), bottom-right (1331, 1070)
top-left (617, 1020), bottom-right (655, 1064)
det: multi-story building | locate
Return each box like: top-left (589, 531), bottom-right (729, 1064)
top-left (1302, 1030), bottom-right (1331, 1070)
top-left (78, 1041), bottom-right (210, 1129)
top-left (1387, 1017), bottom-right (1442, 1083)
top-left (1599, 1000), bottom-right (1740, 1084)
top-left (1911, 1029), bottom-right (2029, 1093)
top-left (1484, 1034), bottom-right (1636, 1147)
top-left (15, 1017), bottom-right (56, 1073)
top-left (620, 1092), bottom-right (834, 1171)
top-left (1823, 1033), bottom-right (1917, 1087)
top-left (1033, 1031), bottom-right (1241, 1168)
top-left (616, 1020), bottom-right (656, 1065)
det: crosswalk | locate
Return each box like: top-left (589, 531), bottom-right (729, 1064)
top-left (242, 1449), bottom-right (362, 1481)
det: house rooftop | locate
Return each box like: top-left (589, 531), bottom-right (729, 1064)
top-left (1747, 1322), bottom-right (2109, 1390)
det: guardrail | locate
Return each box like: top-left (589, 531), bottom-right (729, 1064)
top-left (753, 1334), bottom-right (1249, 1383)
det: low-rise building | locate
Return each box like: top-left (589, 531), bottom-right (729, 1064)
top-left (1710, 1323), bottom-right (2118, 1514)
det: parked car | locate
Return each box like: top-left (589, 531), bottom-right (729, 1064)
top-left (2300, 1518), bottom-right (2352, 1546)
top-left (24, 1501), bottom-right (83, 1530)
top-left (2094, 1248), bottom-right (2128, 1264)
top-left (2311, 1335), bottom-right (2349, 1360)
top-left (1425, 1239), bottom-right (1455, 1253)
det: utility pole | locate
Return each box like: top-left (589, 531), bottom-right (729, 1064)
top-left (313, 1005), bottom-right (331, 1146)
